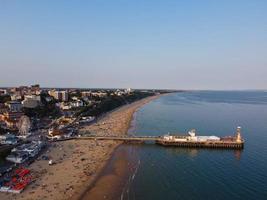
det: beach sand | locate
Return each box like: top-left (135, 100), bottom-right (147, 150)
top-left (0, 95), bottom-right (160, 200)
top-left (79, 144), bottom-right (138, 200)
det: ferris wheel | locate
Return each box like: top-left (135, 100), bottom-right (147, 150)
top-left (17, 115), bottom-right (31, 135)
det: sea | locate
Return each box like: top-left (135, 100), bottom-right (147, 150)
top-left (119, 91), bottom-right (267, 200)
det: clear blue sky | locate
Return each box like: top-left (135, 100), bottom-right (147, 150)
top-left (0, 0), bottom-right (266, 89)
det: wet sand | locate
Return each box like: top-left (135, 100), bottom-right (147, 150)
top-left (77, 95), bottom-right (160, 200)
top-left (79, 144), bottom-right (139, 200)
top-left (79, 106), bottom-right (142, 200)
top-left (0, 95), bottom-right (160, 200)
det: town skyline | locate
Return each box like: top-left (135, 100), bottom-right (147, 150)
top-left (1, 84), bottom-right (267, 91)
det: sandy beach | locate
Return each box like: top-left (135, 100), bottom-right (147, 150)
top-left (0, 95), bottom-right (160, 200)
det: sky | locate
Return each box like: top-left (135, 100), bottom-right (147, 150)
top-left (0, 0), bottom-right (266, 90)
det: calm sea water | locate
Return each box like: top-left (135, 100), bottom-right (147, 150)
top-left (124, 91), bottom-right (267, 200)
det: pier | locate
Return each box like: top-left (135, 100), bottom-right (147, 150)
top-left (73, 135), bottom-right (244, 149)
top-left (76, 135), bottom-right (160, 142)
top-left (60, 127), bottom-right (245, 149)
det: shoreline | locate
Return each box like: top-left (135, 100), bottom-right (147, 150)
top-left (0, 94), bottom-right (162, 200)
top-left (77, 94), bottom-right (162, 200)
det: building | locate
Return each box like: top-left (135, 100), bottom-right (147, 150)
top-left (61, 91), bottom-right (68, 102)
top-left (49, 90), bottom-right (69, 102)
top-left (71, 96), bottom-right (79, 101)
top-left (3, 111), bottom-right (24, 122)
top-left (48, 90), bottom-right (56, 98)
top-left (12, 141), bottom-right (44, 157)
top-left (22, 95), bottom-right (41, 108)
top-left (9, 85), bottom-right (41, 97)
top-left (0, 89), bottom-right (7, 96)
top-left (0, 133), bottom-right (18, 145)
top-left (71, 100), bottom-right (84, 108)
top-left (115, 90), bottom-right (123, 96)
top-left (22, 99), bottom-right (39, 108)
top-left (54, 91), bottom-right (62, 101)
top-left (10, 94), bottom-right (22, 101)
top-left (81, 91), bottom-right (92, 97)
top-left (125, 88), bottom-right (133, 93)
top-left (47, 129), bottom-right (64, 139)
top-left (0, 103), bottom-right (8, 114)
top-left (10, 86), bottom-right (26, 97)
top-left (6, 151), bottom-right (29, 163)
top-left (24, 95), bottom-right (41, 101)
top-left (59, 102), bottom-right (72, 110)
top-left (5, 101), bottom-right (22, 112)
top-left (0, 133), bottom-right (16, 140)
top-left (0, 113), bottom-right (5, 121)
top-left (91, 92), bottom-right (107, 98)
top-left (2, 111), bottom-right (24, 129)
top-left (30, 84), bottom-right (41, 95)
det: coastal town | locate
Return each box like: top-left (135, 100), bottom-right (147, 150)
top-left (1, 1), bottom-right (266, 199)
top-left (0, 85), bottom-right (245, 199)
top-left (0, 84), bottom-right (163, 198)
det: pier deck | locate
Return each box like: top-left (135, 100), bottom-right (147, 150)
top-left (76, 135), bottom-right (160, 142)
top-left (66, 135), bottom-right (244, 149)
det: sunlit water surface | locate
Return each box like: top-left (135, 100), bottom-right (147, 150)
top-left (123, 91), bottom-right (267, 200)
